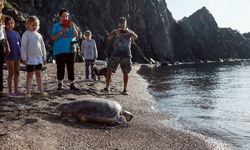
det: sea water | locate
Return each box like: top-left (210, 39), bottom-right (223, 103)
top-left (138, 60), bottom-right (250, 150)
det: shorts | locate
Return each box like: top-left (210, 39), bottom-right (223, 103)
top-left (26, 64), bottom-right (42, 72)
top-left (107, 57), bottom-right (132, 73)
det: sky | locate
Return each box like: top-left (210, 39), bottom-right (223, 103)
top-left (166, 0), bottom-right (250, 33)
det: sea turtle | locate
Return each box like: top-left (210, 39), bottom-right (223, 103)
top-left (57, 98), bottom-right (133, 125)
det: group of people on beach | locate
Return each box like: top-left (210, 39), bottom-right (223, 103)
top-left (0, 7), bottom-right (138, 98)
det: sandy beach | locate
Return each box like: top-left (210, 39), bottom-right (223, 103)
top-left (0, 63), bottom-right (230, 150)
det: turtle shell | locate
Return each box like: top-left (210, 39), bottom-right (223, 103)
top-left (61, 98), bottom-right (123, 119)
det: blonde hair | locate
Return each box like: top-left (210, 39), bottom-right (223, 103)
top-left (84, 30), bottom-right (92, 39)
top-left (25, 16), bottom-right (40, 31)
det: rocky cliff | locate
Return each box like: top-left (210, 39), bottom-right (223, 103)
top-left (172, 7), bottom-right (220, 61)
top-left (172, 7), bottom-right (250, 61)
top-left (3, 0), bottom-right (176, 62)
top-left (3, 1), bottom-right (250, 63)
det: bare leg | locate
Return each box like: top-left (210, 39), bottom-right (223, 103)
top-left (6, 61), bottom-right (14, 94)
top-left (26, 72), bottom-right (34, 95)
top-left (105, 69), bottom-right (112, 89)
top-left (35, 70), bottom-right (43, 93)
top-left (13, 61), bottom-right (20, 93)
top-left (123, 73), bottom-right (128, 91)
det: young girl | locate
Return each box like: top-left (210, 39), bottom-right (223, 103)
top-left (81, 30), bottom-right (98, 80)
top-left (21, 16), bottom-right (47, 97)
top-left (0, 0), bottom-right (10, 97)
top-left (5, 16), bottom-right (22, 96)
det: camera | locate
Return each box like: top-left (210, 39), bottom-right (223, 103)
top-left (62, 19), bottom-right (72, 28)
top-left (119, 29), bottom-right (128, 33)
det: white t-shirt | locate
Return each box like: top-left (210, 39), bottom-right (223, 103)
top-left (81, 39), bottom-right (98, 60)
top-left (20, 30), bottom-right (47, 65)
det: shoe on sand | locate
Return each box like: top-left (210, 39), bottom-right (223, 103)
top-left (122, 90), bottom-right (128, 95)
top-left (40, 92), bottom-right (48, 97)
top-left (101, 87), bottom-right (109, 93)
top-left (25, 93), bottom-right (32, 98)
top-left (57, 83), bottom-right (63, 90)
top-left (70, 83), bottom-right (79, 91)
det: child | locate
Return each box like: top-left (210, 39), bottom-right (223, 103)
top-left (5, 16), bottom-right (22, 96)
top-left (0, 0), bottom-right (10, 97)
top-left (20, 16), bottom-right (47, 97)
top-left (81, 30), bottom-right (98, 80)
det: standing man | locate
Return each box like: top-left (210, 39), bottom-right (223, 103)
top-left (102, 17), bottom-right (138, 95)
top-left (51, 8), bottom-right (79, 90)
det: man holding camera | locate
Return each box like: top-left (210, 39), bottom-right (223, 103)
top-left (102, 17), bottom-right (138, 95)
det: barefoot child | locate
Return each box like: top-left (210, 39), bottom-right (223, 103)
top-left (21, 16), bottom-right (47, 97)
top-left (5, 16), bottom-right (22, 96)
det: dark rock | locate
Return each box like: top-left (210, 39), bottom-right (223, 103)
top-left (3, 1), bottom-right (250, 63)
top-left (243, 32), bottom-right (250, 39)
top-left (172, 7), bottom-right (250, 61)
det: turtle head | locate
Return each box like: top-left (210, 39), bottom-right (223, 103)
top-left (122, 111), bottom-right (133, 122)
top-left (57, 103), bottom-right (75, 117)
top-left (57, 103), bottom-right (67, 111)
top-left (57, 103), bottom-right (73, 113)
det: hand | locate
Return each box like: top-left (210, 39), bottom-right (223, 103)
top-left (62, 27), bottom-right (68, 33)
top-left (43, 60), bottom-right (47, 65)
top-left (111, 29), bottom-right (119, 35)
top-left (117, 28), bottom-right (128, 33)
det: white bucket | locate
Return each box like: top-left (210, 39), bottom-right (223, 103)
top-left (95, 60), bottom-right (106, 66)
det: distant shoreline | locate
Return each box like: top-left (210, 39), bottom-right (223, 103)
top-left (147, 58), bottom-right (250, 67)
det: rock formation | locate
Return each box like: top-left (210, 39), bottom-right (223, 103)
top-left (3, 1), bottom-right (250, 63)
top-left (172, 7), bottom-right (250, 61)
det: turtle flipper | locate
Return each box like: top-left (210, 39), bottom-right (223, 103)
top-left (62, 116), bottom-right (78, 123)
top-left (60, 112), bottom-right (78, 123)
top-left (122, 111), bottom-right (133, 122)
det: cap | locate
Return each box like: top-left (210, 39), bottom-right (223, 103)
top-left (118, 17), bottom-right (127, 23)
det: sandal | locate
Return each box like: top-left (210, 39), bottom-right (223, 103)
top-left (25, 93), bottom-right (32, 98)
top-left (40, 92), bottom-right (48, 97)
